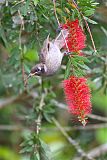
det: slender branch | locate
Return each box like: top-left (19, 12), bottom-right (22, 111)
top-left (30, 79), bottom-right (45, 159)
top-left (0, 84), bottom-right (39, 109)
top-left (87, 143), bottom-right (107, 158)
top-left (0, 123), bottom-right (107, 132)
top-left (67, 123), bottom-right (107, 130)
top-left (88, 114), bottom-right (107, 122)
top-left (13, 0), bottom-right (25, 7)
top-left (0, 96), bottom-right (19, 109)
top-left (0, 125), bottom-right (22, 131)
top-left (44, 123), bottom-right (107, 131)
top-left (82, 15), bottom-right (97, 53)
top-left (36, 93), bottom-right (45, 135)
top-left (35, 78), bottom-right (45, 135)
top-left (52, 117), bottom-right (94, 160)
top-left (74, 143), bottom-right (107, 160)
top-left (0, 92), bottom-right (37, 109)
top-left (18, 10), bottom-right (26, 87)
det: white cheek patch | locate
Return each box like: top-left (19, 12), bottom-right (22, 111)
top-left (44, 65), bottom-right (47, 73)
top-left (38, 67), bottom-right (42, 71)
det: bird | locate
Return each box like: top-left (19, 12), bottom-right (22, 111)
top-left (27, 29), bottom-right (69, 79)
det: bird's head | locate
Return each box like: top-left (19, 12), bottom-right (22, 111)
top-left (29, 63), bottom-right (47, 77)
top-left (24, 63), bottom-right (47, 86)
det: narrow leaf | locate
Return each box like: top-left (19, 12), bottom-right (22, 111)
top-left (64, 58), bottom-right (72, 79)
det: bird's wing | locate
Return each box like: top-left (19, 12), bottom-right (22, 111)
top-left (39, 35), bottom-right (50, 63)
top-left (53, 29), bottom-right (68, 50)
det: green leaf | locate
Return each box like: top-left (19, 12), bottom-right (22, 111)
top-left (20, 145), bottom-right (32, 153)
top-left (40, 140), bottom-right (52, 160)
top-left (64, 58), bottom-right (72, 79)
top-left (71, 58), bottom-right (78, 67)
top-left (96, 128), bottom-right (107, 144)
top-left (78, 63), bottom-right (90, 70)
top-left (73, 55), bottom-right (90, 63)
top-left (92, 92), bottom-right (107, 111)
top-left (101, 26), bottom-right (107, 38)
top-left (78, 0), bottom-right (99, 17)
top-left (74, 67), bottom-right (85, 76)
top-left (0, 25), bottom-right (8, 47)
top-left (33, 0), bottom-right (38, 6)
top-left (84, 16), bottom-right (98, 24)
top-left (31, 153), bottom-right (40, 160)
top-left (24, 63), bottom-right (30, 73)
top-left (0, 147), bottom-right (19, 160)
top-left (8, 47), bottom-right (20, 65)
top-left (23, 0), bottom-right (30, 16)
top-left (84, 9), bottom-right (95, 16)
top-left (24, 49), bottom-right (39, 62)
top-left (43, 112), bottom-right (52, 123)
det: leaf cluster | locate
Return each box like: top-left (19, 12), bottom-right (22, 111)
top-left (20, 132), bottom-right (52, 160)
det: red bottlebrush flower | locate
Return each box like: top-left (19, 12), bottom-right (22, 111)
top-left (61, 19), bottom-right (86, 53)
top-left (63, 76), bottom-right (92, 126)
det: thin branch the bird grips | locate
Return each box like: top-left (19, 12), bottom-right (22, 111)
top-left (53, 0), bottom-right (70, 53)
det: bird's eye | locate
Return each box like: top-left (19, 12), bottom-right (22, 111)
top-left (36, 67), bottom-right (41, 72)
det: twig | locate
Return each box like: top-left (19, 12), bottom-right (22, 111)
top-left (74, 143), bottom-right (107, 160)
top-left (13, 0), bottom-right (25, 7)
top-left (52, 117), bottom-right (94, 160)
top-left (0, 125), bottom-right (22, 131)
top-left (0, 84), bottom-right (39, 109)
top-left (36, 93), bottom-right (45, 135)
top-left (88, 114), bottom-right (107, 122)
top-left (0, 96), bottom-right (19, 109)
top-left (68, 123), bottom-right (107, 130)
top-left (0, 122), bottom-right (107, 132)
top-left (87, 143), bottom-right (107, 158)
top-left (30, 79), bottom-right (45, 159)
top-left (35, 78), bottom-right (45, 135)
top-left (43, 123), bottom-right (107, 131)
top-left (18, 10), bottom-right (26, 87)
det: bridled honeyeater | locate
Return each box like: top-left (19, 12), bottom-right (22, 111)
top-left (28, 29), bottom-right (68, 78)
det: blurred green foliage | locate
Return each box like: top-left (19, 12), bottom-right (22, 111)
top-left (0, 147), bottom-right (20, 160)
top-left (0, 0), bottom-right (107, 160)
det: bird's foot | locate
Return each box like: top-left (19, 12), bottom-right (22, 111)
top-left (64, 51), bottom-right (72, 56)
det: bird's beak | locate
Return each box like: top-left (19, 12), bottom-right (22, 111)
top-left (27, 72), bottom-right (37, 78)
top-left (24, 72), bottom-right (37, 87)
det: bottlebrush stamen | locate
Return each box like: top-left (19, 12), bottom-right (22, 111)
top-left (61, 19), bottom-right (86, 53)
top-left (63, 76), bottom-right (92, 126)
